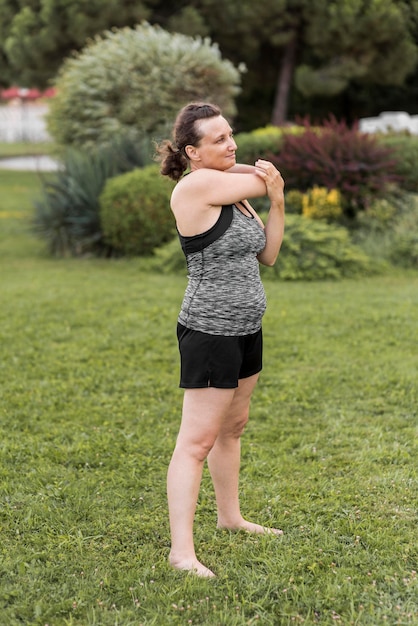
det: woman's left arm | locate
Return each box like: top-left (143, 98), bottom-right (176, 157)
top-left (226, 163), bottom-right (258, 174)
top-left (254, 160), bottom-right (285, 267)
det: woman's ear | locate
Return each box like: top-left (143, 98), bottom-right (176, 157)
top-left (185, 144), bottom-right (200, 161)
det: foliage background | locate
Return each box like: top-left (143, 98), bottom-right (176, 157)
top-left (2, 0), bottom-right (418, 130)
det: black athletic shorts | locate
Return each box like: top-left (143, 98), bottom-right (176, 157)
top-left (177, 323), bottom-right (263, 389)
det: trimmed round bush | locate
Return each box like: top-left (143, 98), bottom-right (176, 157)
top-left (100, 165), bottom-right (175, 256)
top-left (47, 22), bottom-right (242, 149)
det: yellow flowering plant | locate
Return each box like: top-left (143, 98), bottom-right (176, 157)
top-left (302, 186), bottom-right (343, 221)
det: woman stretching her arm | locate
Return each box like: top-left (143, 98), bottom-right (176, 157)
top-left (158, 102), bottom-right (285, 577)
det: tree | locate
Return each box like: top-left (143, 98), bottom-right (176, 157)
top-left (47, 22), bottom-right (242, 148)
top-left (2, 0), bottom-right (418, 129)
top-left (182, 0), bottom-right (292, 126)
top-left (294, 1), bottom-right (418, 96)
top-left (176, 0), bottom-right (418, 126)
top-left (0, 0), bottom-right (153, 87)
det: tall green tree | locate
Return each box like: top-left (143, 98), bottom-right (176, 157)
top-left (0, 0), bottom-right (154, 87)
top-left (294, 1), bottom-right (418, 99)
top-left (1, 0), bottom-right (418, 128)
top-left (171, 0), bottom-right (418, 125)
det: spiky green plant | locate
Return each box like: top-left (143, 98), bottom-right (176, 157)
top-left (33, 136), bottom-right (149, 257)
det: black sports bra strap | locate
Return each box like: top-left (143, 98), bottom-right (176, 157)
top-left (235, 200), bottom-right (255, 219)
top-left (178, 205), bottom-right (234, 255)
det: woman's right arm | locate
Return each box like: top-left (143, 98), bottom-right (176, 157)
top-left (173, 168), bottom-right (267, 209)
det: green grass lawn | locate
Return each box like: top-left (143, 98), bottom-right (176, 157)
top-left (0, 171), bottom-right (417, 625)
top-left (0, 141), bottom-right (55, 159)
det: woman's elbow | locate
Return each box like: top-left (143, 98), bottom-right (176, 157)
top-left (258, 253), bottom-right (278, 267)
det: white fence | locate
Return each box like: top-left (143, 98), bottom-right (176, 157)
top-left (0, 102), bottom-right (51, 142)
top-left (359, 111), bottom-right (418, 135)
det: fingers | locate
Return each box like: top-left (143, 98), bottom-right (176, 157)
top-left (255, 160), bottom-right (283, 182)
top-left (255, 159), bottom-right (280, 178)
top-left (255, 159), bottom-right (270, 172)
top-left (255, 159), bottom-right (275, 169)
top-left (254, 160), bottom-right (285, 199)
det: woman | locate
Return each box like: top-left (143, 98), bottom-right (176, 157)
top-left (158, 102), bottom-right (285, 577)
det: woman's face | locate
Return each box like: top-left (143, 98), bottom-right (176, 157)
top-left (189, 115), bottom-right (237, 170)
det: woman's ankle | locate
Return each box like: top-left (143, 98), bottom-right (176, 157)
top-left (169, 552), bottom-right (215, 577)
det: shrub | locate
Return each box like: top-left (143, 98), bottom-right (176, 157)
top-left (263, 214), bottom-right (374, 281)
top-left (377, 133), bottom-right (418, 193)
top-left (355, 197), bottom-right (398, 232)
top-left (390, 206), bottom-right (418, 268)
top-left (151, 237), bottom-right (187, 274)
top-left (235, 125), bottom-right (305, 165)
top-left (271, 117), bottom-right (399, 217)
top-left (353, 193), bottom-right (418, 269)
top-left (284, 189), bottom-right (304, 214)
top-left (302, 187), bottom-right (343, 221)
top-left (33, 136), bottom-right (149, 257)
top-left (100, 165), bottom-right (175, 256)
top-left (235, 126), bottom-right (285, 164)
top-left (47, 22), bottom-right (242, 149)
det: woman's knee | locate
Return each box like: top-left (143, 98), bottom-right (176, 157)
top-left (221, 409), bottom-right (249, 438)
top-left (235, 411), bottom-right (250, 435)
top-left (176, 432), bottom-right (218, 462)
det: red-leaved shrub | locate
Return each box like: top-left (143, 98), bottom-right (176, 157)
top-left (270, 117), bottom-right (399, 217)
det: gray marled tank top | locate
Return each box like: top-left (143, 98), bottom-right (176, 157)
top-left (177, 204), bottom-right (267, 336)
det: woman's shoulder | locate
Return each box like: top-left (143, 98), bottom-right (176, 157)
top-left (179, 168), bottom-right (225, 187)
top-left (171, 169), bottom-right (222, 205)
top-left (171, 167), bottom-right (266, 217)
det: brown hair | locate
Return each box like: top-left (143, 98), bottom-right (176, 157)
top-left (157, 102), bottom-right (221, 181)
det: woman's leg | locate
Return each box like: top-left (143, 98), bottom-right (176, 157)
top-left (167, 386), bottom-right (235, 576)
top-left (207, 373), bottom-right (283, 535)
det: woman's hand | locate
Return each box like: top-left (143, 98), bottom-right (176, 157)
top-left (254, 159), bottom-right (284, 203)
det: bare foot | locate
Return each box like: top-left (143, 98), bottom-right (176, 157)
top-left (218, 519), bottom-right (283, 536)
top-left (169, 555), bottom-right (215, 578)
